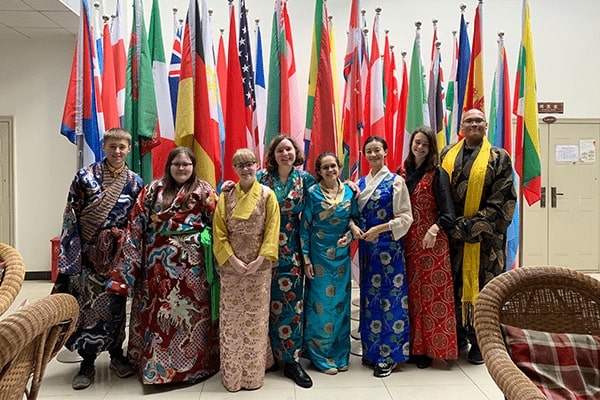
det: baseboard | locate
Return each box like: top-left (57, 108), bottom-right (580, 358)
top-left (25, 271), bottom-right (52, 281)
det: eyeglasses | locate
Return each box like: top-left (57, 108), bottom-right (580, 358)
top-left (234, 161), bottom-right (256, 170)
top-left (171, 162), bottom-right (193, 168)
top-left (320, 163), bottom-right (339, 171)
top-left (463, 118), bottom-right (486, 124)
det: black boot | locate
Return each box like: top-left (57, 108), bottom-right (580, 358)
top-left (283, 362), bottom-right (313, 388)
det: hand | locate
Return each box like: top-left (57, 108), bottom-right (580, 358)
top-left (422, 225), bottom-right (439, 249)
top-left (344, 180), bottom-right (361, 197)
top-left (361, 226), bottom-right (381, 242)
top-left (337, 236), bottom-right (349, 247)
top-left (245, 255), bottom-right (265, 275)
top-left (229, 255), bottom-right (248, 275)
top-left (221, 180), bottom-right (235, 192)
top-left (350, 225), bottom-right (364, 240)
top-left (304, 263), bottom-right (314, 279)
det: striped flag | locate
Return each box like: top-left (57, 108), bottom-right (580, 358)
top-left (383, 34), bottom-right (399, 168)
top-left (216, 28), bottom-right (227, 123)
top-left (394, 51), bottom-right (409, 162)
top-left (264, 0), bottom-right (302, 154)
top-left (329, 14), bottom-right (343, 160)
top-left (61, 0), bottom-right (103, 166)
top-left (406, 22), bottom-right (426, 135)
top-left (455, 8), bottom-right (471, 141)
top-left (428, 41), bottom-right (446, 150)
top-left (124, 0), bottom-right (158, 184)
top-left (364, 8), bottom-right (385, 141)
top-left (489, 33), bottom-right (519, 270)
top-left (110, 0), bottom-right (127, 126)
top-left (223, 1), bottom-right (248, 181)
top-left (254, 19), bottom-right (267, 165)
top-left (513, 0), bottom-right (541, 206)
top-left (101, 18), bottom-right (120, 130)
top-left (445, 29), bottom-right (459, 142)
top-left (463, 1), bottom-right (484, 113)
top-left (304, 0), bottom-right (337, 174)
top-left (341, 0), bottom-right (363, 179)
top-left (149, 0), bottom-right (175, 179)
top-left (174, 0), bottom-right (222, 188)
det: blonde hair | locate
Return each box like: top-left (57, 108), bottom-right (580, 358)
top-left (232, 148), bottom-right (257, 165)
top-left (104, 128), bottom-right (132, 144)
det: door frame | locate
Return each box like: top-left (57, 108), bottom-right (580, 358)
top-left (0, 116), bottom-right (14, 246)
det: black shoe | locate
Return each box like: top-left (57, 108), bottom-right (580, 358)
top-left (265, 363), bottom-right (279, 373)
top-left (361, 358), bottom-right (375, 368)
top-left (467, 345), bottom-right (484, 365)
top-left (373, 362), bottom-right (396, 378)
top-left (458, 339), bottom-right (469, 353)
top-left (416, 355), bottom-right (432, 369)
top-left (110, 355), bottom-right (135, 378)
top-left (72, 362), bottom-right (95, 390)
top-left (284, 362), bottom-right (313, 388)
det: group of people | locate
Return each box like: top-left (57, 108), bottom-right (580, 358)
top-left (53, 108), bottom-right (516, 392)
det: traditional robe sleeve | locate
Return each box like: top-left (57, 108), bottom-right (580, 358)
top-left (453, 148), bottom-right (517, 242)
top-left (433, 167), bottom-right (456, 232)
top-left (212, 192), bottom-right (234, 266)
top-left (300, 188), bottom-right (315, 265)
top-left (57, 171), bottom-right (85, 275)
top-left (389, 175), bottom-right (413, 240)
top-left (259, 189), bottom-right (281, 261)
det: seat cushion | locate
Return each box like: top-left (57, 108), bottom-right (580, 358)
top-left (501, 323), bottom-right (600, 400)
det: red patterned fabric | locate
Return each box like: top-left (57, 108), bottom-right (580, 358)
top-left (403, 170), bottom-right (458, 360)
top-left (502, 324), bottom-right (600, 400)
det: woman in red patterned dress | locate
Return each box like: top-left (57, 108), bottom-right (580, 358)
top-left (399, 126), bottom-right (458, 369)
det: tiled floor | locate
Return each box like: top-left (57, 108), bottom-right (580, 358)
top-left (7, 280), bottom-right (504, 400)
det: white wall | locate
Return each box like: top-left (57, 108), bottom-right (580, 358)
top-left (1, 0), bottom-right (599, 272)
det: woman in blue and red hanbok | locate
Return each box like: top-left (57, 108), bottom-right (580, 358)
top-left (357, 137), bottom-right (413, 378)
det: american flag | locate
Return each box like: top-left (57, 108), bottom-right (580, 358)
top-left (238, 0), bottom-right (258, 156)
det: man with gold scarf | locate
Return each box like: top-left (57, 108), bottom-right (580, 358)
top-left (52, 128), bottom-right (144, 390)
top-left (440, 109), bottom-right (516, 365)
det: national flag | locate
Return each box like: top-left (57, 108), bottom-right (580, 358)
top-left (364, 8), bottom-right (385, 143)
top-left (168, 15), bottom-right (183, 121)
top-left (223, 1), bottom-right (248, 181)
top-left (265, 0), bottom-right (302, 155)
top-left (406, 22), bottom-right (426, 135)
top-left (489, 32), bottom-right (519, 270)
top-left (110, 0), bottom-right (127, 126)
top-left (237, 0), bottom-right (259, 159)
top-left (463, 1), bottom-right (484, 113)
top-left (92, 2), bottom-right (103, 76)
top-left (341, 0), bottom-right (363, 179)
top-left (174, 0), bottom-right (222, 188)
top-left (513, 0), bottom-right (542, 206)
top-left (304, 0), bottom-right (337, 175)
top-left (216, 28), bottom-right (227, 122)
top-left (254, 19), bottom-right (267, 165)
top-left (60, 0), bottom-right (103, 166)
top-left (101, 18), bottom-right (120, 130)
top-left (329, 13), bottom-right (343, 160)
top-left (124, 0), bottom-right (158, 184)
top-left (394, 51), bottom-right (409, 162)
top-left (445, 29), bottom-right (459, 142)
top-left (428, 41), bottom-right (446, 150)
top-left (383, 33), bottom-right (399, 168)
top-left (455, 8), bottom-right (471, 141)
top-left (149, 0), bottom-right (176, 179)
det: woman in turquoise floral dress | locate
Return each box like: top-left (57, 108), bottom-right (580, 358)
top-left (256, 135), bottom-right (316, 388)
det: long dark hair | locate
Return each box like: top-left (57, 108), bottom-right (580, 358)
top-left (403, 126), bottom-right (439, 172)
top-left (265, 134), bottom-right (304, 173)
top-left (315, 152), bottom-right (341, 182)
top-left (161, 147), bottom-right (200, 209)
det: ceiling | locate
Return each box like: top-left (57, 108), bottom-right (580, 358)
top-left (0, 0), bottom-right (79, 40)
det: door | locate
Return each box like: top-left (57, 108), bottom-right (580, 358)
top-left (522, 119), bottom-right (600, 272)
top-left (0, 117), bottom-right (13, 245)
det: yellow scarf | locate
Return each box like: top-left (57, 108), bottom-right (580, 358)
top-left (442, 139), bottom-right (491, 317)
top-left (231, 180), bottom-right (261, 220)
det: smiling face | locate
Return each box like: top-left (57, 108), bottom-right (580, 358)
top-left (364, 139), bottom-right (387, 171)
top-left (411, 132), bottom-right (430, 166)
top-left (317, 154), bottom-right (340, 183)
top-left (461, 109), bottom-right (488, 147)
top-left (169, 152), bottom-right (194, 185)
top-left (274, 138), bottom-right (296, 168)
top-left (102, 137), bottom-right (131, 169)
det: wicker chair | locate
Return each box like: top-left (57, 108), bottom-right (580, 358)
top-left (473, 265), bottom-right (600, 400)
top-left (0, 243), bottom-right (26, 316)
top-left (0, 293), bottom-right (79, 400)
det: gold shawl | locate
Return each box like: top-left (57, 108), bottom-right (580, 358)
top-left (442, 139), bottom-right (491, 317)
top-left (231, 180), bottom-right (261, 220)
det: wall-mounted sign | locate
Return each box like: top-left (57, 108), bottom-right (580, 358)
top-left (538, 102), bottom-right (564, 114)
